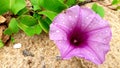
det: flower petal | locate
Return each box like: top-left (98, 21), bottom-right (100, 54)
top-left (49, 24), bottom-right (68, 40)
top-left (87, 41), bottom-right (110, 64)
top-left (54, 40), bottom-right (108, 64)
top-left (61, 43), bottom-right (103, 64)
top-left (87, 27), bottom-right (112, 44)
top-left (84, 14), bottom-right (110, 32)
top-left (52, 5), bottom-right (80, 32)
top-left (78, 8), bottom-right (96, 31)
top-left (54, 40), bottom-right (74, 59)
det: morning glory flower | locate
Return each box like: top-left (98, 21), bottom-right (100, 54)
top-left (49, 5), bottom-right (112, 64)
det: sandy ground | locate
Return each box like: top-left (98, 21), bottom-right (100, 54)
top-left (0, 1), bottom-right (120, 68)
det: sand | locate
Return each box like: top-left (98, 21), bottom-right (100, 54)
top-left (0, 1), bottom-right (120, 68)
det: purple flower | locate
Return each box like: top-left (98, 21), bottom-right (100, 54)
top-left (49, 5), bottom-right (112, 64)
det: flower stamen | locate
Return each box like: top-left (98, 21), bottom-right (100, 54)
top-left (73, 39), bottom-right (78, 43)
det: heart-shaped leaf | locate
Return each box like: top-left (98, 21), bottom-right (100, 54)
top-left (30, 0), bottom-right (41, 11)
top-left (0, 0), bottom-right (26, 15)
top-left (66, 0), bottom-right (76, 7)
top-left (10, 0), bottom-right (26, 14)
top-left (18, 22), bottom-right (42, 36)
top-left (38, 10), bottom-right (57, 21)
top-left (92, 3), bottom-right (105, 18)
top-left (4, 18), bottom-right (19, 35)
top-left (0, 0), bottom-right (9, 15)
top-left (18, 15), bottom-right (42, 36)
top-left (112, 0), bottom-right (120, 5)
top-left (39, 0), bottom-right (67, 13)
top-left (39, 18), bottom-right (50, 33)
top-left (17, 7), bottom-right (29, 16)
top-left (18, 15), bottom-right (38, 26)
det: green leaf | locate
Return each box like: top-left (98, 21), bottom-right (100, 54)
top-left (0, 40), bottom-right (4, 48)
top-left (4, 28), bottom-right (12, 35)
top-left (18, 15), bottom-right (38, 26)
top-left (33, 13), bottom-right (41, 20)
top-left (44, 17), bottom-right (52, 25)
top-left (112, 0), bottom-right (120, 5)
top-left (66, 0), bottom-right (76, 7)
top-left (92, 3), bottom-right (105, 18)
top-left (79, 0), bottom-right (85, 2)
top-left (4, 18), bottom-right (19, 35)
top-left (33, 24), bottom-right (42, 35)
top-left (32, 5), bottom-right (41, 11)
top-left (0, 0), bottom-right (9, 15)
top-left (39, 0), bottom-right (67, 13)
top-left (38, 10), bottom-right (57, 21)
top-left (10, 0), bottom-right (26, 14)
top-left (0, 0), bottom-right (26, 15)
top-left (18, 15), bottom-right (42, 36)
top-left (18, 23), bottom-right (34, 36)
top-left (11, 37), bottom-right (15, 43)
top-left (116, 6), bottom-right (120, 10)
top-left (9, 18), bottom-right (19, 33)
top-left (33, 13), bottom-right (51, 33)
top-left (30, 0), bottom-right (41, 11)
top-left (18, 22), bottom-right (42, 36)
top-left (38, 19), bottom-right (49, 33)
top-left (17, 7), bottom-right (29, 16)
top-left (58, 0), bottom-right (64, 3)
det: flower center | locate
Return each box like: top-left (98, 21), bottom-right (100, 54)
top-left (71, 38), bottom-right (80, 46)
top-left (69, 30), bottom-right (88, 47)
top-left (73, 39), bottom-right (78, 43)
top-left (70, 37), bottom-right (85, 46)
